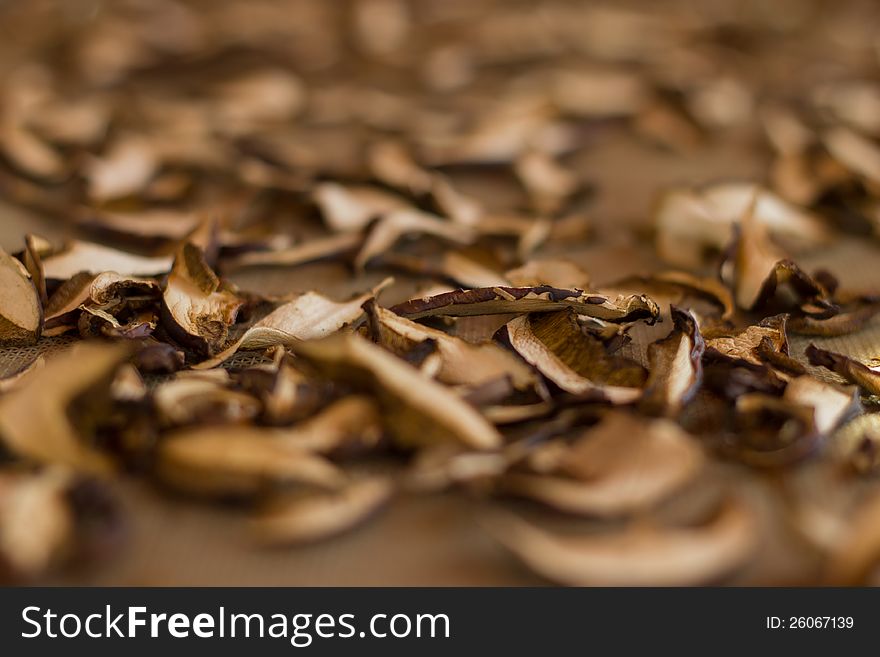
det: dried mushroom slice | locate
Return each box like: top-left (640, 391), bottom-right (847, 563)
top-left (505, 259), bottom-right (591, 290)
top-left (161, 242), bottom-right (242, 355)
top-left (805, 344), bottom-right (880, 396)
top-left (251, 477), bottom-right (393, 545)
top-left (313, 182), bottom-right (409, 233)
top-left (156, 427), bottom-right (346, 498)
top-left (727, 394), bottom-right (821, 467)
top-left (704, 314), bottom-right (789, 367)
top-left (221, 232), bottom-right (362, 270)
top-left (42, 240), bottom-right (173, 280)
top-left (269, 396), bottom-right (383, 454)
top-left (724, 201), bottom-right (832, 314)
top-left (782, 376), bottom-right (859, 435)
top-left (367, 302), bottom-right (536, 391)
top-left (788, 297), bottom-right (880, 336)
top-left (392, 286), bottom-right (659, 323)
top-left (0, 246), bottom-right (42, 345)
top-left (488, 497), bottom-right (756, 586)
top-left (655, 182), bottom-right (829, 269)
top-left (288, 333), bottom-right (502, 450)
top-left (500, 412), bottom-right (704, 517)
top-left (153, 375), bottom-right (262, 427)
top-left (640, 308), bottom-right (704, 417)
top-left (823, 491), bottom-right (880, 585)
top-left (612, 271), bottom-right (734, 320)
top-left (506, 310), bottom-right (645, 402)
top-left (0, 343), bottom-right (130, 473)
top-left (194, 285), bottom-right (380, 369)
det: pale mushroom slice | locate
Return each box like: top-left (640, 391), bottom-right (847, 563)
top-left (161, 242), bottom-right (242, 355)
top-left (805, 344), bottom-right (880, 396)
top-left (506, 310), bottom-right (645, 403)
top-left (193, 283), bottom-right (385, 369)
top-left (156, 427), bottom-right (346, 498)
top-left (640, 308), bottom-right (704, 417)
top-left (724, 197), bottom-right (832, 313)
top-left (221, 232), bottom-right (363, 270)
top-left (823, 491), bottom-right (880, 584)
top-left (487, 497), bottom-right (757, 586)
top-left (703, 314), bottom-right (790, 367)
top-left (823, 126), bottom-right (880, 187)
top-left (367, 302), bottom-right (536, 391)
top-left (505, 259), bottom-right (591, 290)
top-left (288, 333), bottom-right (502, 450)
top-left (782, 376), bottom-right (859, 435)
top-left (611, 271), bottom-right (734, 320)
top-left (0, 342), bottom-right (130, 473)
top-left (499, 412), bottom-right (705, 517)
top-left (42, 240), bottom-right (174, 280)
top-left (0, 247), bottom-right (42, 345)
top-left (313, 182), bottom-right (409, 233)
top-left (251, 477), bottom-right (393, 545)
top-left (392, 286), bottom-right (659, 323)
top-left (655, 182), bottom-right (830, 269)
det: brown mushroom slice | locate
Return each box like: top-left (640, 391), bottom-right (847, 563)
top-left (612, 271), bottom-right (734, 320)
top-left (368, 303), bottom-right (536, 391)
top-left (194, 285), bottom-right (382, 369)
top-left (355, 208), bottom-right (476, 269)
top-left (22, 234), bottom-right (48, 307)
top-left (251, 477), bottom-right (393, 545)
top-left (289, 333), bottom-right (502, 450)
top-left (487, 497), bottom-right (756, 586)
top-left (0, 247), bottom-right (42, 345)
top-left (392, 286), bottom-right (659, 323)
top-left (805, 344), bottom-right (880, 396)
top-left (640, 308), bottom-right (704, 417)
top-left (153, 376), bottom-right (262, 427)
top-left (655, 183), bottom-right (829, 269)
top-left (704, 314), bottom-right (789, 367)
top-left (824, 127), bottom-right (880, 186)
top-left (500, 413), bottom-right (704, 517)
top-left (313, 182), bottom-right (409, 233)
top-left (505, 259), bottom-right (591, 290)
top-left (0, 343), bottom-right (130, 473)
top-left (506, 311), bottom-right (645, 402)
top-left (782, 376), bottom-right (859, 435)
top-left (221, 232), bottom-right (363, 270)
top-left (728, 394), bottom-right (821, 467)
top-left (514, 150), bottom-right (580, 215)
top-left (271, 396), bottom-right (383, 453)
top-left (724, 197), bottom-right (832, 313)
top-left (161, 242), bottom-right (242, 355)
top-left (86, 136), bottom-right (159, 201)
top-left (156, 427), bottom-right (346, 498)
top-left (381, 251), bottom-right (509, 289)
top-left (74, 208), bottom-right (200, 246)
top-left (789, 297), bottom-right (880, 336)
top-left (42, 241), bottom-right (173, 280)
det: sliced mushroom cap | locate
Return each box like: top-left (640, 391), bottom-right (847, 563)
top-left (42, 241), bottom-right (173, 280)
top-left (487, 497), bottom-right (757, 586)
top-left (251, 477), bottom-right (393, 545)
top-left (782, 376), bottom-right (859, 435)
top-left (805, 344), bottom-right (880, 396)
top-left (0, 247), bottom-right (42, 345)
top-left (640, 307), bottom-right (704, 417)
top-left (0, 342), bottom-right (130, 473)
top-left (392, 286), bottom-right (659, 323)
top-left (289, 332), bottom-right (503, 450)
top-left (500, 412), bottom-right (705, 517)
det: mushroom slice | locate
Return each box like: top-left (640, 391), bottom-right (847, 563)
top-left (392, 286), bottom-right (659, 323)
top-left (194, 283), bottom-right (383, 369)
top-left (289, 333), bottom-right (502, 450)
top-left (487, 497), bottom-right (756, 586)
top-left (640, 307), bottom-right (704, 417)
top-left (355, 208), bottom-right (476, 269)
top-left (0, 356), bottom-right (45, 393)
top-left (86, 136), bottom-right (159, 201)
top-left (824, 126), bottom-right (880, 186)
top-left (805, 344), bottom-right (880, 396)
top-left (313, 182), bottom-right (409, 233)
top-left (782, 376), bottom-right (859, 435)
top-left (270, 396), bottom-right (383, 454)
top-left (703, 314), bottom-right (789, 367)
top-left (222, 232), bottom-right (362, 270)
top-left (42, 241), bottom-right (173, 279)
top-left (161, 242), bottom-right (242, 355)
top-left (22, 234), bottom-right (48, 307)
top-left (74, 208), bottom-right (200, 247)
top-left (156, 427), bottom-right (346, 498)
top-left (251, 477), bottom-right (393, 545)
top-left (367, 302), bottom-right (536, 391)
top-left (505, 259), bottom-right (591, 290)
top-left (655, 183), bottom-right (829, 269)
top-left (724, 199), bottom-right (832, 313)
top-left (0, 343), bottom-right (130, 473)
top-left (514, 150), bottom-right (580, 215)
top-left (727, 394), bottom-right (821, 467)
top-left (500, 412), bottom-right (704, 517)
top-left (788, 296), bottom-right (880, 336)
top-left (153, 376), bottom-right (262, 427)
top-left (612, 271), bottom-right (734, 320)
top-left (506, 310), bottom-right (645, 402)
top-left (0, 247), bottom-right (42, 345)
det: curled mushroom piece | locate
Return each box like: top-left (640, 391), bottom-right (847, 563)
top-left (0, 247), bottom-right (42, 345)
top-left (0, 342), bottom-right (130, 473)
top-left (42, 240), bottom-right (174, 280)
top-left (640, 308), bottom-right (704, 417)
top-left (506, 310), bottom-right (645, 402)
top-left (487, 497), bottom-right (757, 586)
top-left (499, 412), bottom-right (705, 517)
top-left (805, 344), bottom-right (880, 396)
top-left (251, 477), bottom-right (393, 546)
top-left (161, 242), bottom-right (242, 356)
top-left (823, 491), bottom-right (880, 584)
top-left (392, 286), bottom-right (659, 323)
top-left (288, 332), bottom-right (502, 450)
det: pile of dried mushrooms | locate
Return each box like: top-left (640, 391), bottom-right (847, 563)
top-left (3, 0), bottom-right (880, 586)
